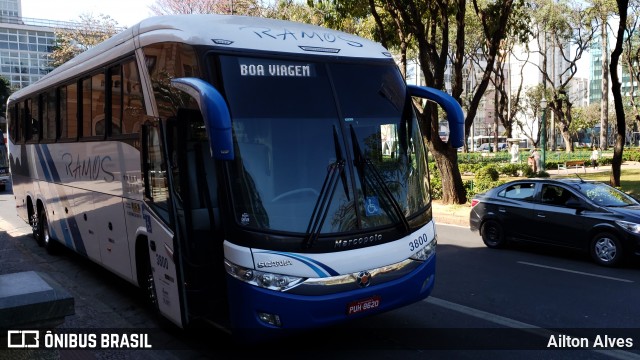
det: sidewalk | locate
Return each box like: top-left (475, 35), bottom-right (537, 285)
top-left (431, 161), bottom-right (640, 227)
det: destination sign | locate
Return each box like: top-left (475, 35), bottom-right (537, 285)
top-left (238, 58), bottom-right (316, 78)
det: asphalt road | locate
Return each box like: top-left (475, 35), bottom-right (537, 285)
top-left (1, 184), bottom-right (640, 360)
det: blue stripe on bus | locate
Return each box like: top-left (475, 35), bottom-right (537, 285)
top-left (40, 145), bottom-right (61, 182)
top-left (36, 144), bottom-right (87, 256)
top-left (34, 145), bottom-right (52, 182)
top-left (254, 251), bottom-right (340, 277)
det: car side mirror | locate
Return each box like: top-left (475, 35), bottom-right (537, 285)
top-left (565, 198), bottom-right (584, 211)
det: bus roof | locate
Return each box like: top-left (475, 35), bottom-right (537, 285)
top-left (10, 15), bottom-right (391, 101)
top-left (136, 15), bottom-right (391, 58)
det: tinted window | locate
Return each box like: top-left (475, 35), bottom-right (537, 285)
top-left (499, 183), bottom-right (535, 200)
top-left (540, 184), bottom-right (577, 206)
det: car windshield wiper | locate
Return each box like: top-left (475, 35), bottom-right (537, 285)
top-left (302, 127), bottom-right (349, 249)
top-left (349, 125), bottom-right (410, 232)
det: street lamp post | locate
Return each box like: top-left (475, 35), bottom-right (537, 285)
top-left (540, 96), bottom-right (547, 171)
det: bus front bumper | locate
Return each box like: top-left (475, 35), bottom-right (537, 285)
top-left (225, 254), bottom-right (435, 337)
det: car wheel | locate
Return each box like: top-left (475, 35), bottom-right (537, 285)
top-left (590, 232), bottom-right (623, 267)
top-left (481, 220), bottom-right (506, 248)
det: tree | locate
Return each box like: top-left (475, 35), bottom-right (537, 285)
top-left (50, 14), bottom-right (121, 67)
top-left (571, 103), bottom-right (601, 145)
top-left (588, 0), bottom-right (618, 151)
top-left (517, 84), bottom-right (550, 147)
top-left (622, 0), bottom-right (640, 127)
top-left (0, 76), bottom-right (10, 116)
top-left (353, 0), bottom-right (524, 204)
top-left (609, 0), bottom-right (629, 187)
top-left (528, 0), bottom-right (596, 153)
top-left (149, 0), bottom-right (263, 16)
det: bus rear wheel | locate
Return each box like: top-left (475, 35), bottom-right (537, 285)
top-left (39, 211), bottom-right (58, 254)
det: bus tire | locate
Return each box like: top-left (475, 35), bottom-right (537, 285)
top-left (29, 202), bottom-right (41, 246)
top-left (137, 241), bottom-right (159, 312)
top-left (39, 211), bottom-right (58, 254)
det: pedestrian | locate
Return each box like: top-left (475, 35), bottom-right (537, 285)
top-left (590, 146), bottom-right (600, 169)
top-left (528, 148), bottom-right (539, 173)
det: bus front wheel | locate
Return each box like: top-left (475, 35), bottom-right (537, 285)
top-left (137, 242), bottom-right (159, 312)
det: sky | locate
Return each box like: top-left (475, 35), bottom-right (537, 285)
top-left (20, 0), bottom-right (157, 28)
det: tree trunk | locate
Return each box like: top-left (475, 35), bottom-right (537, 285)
top-left (429, 143), bottom-right (466, 204)
top-left (609, 0), bottom-right (628, 187)
top-left (600, 21), bottom-right (609, 150)
top-left (561, 129), bottom-right (573, 154)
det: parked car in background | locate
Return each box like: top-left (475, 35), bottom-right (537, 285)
top-left (0, 128), bottom-right (8, 192)
top-left (476, 142), bottom-right (508, 152)
top-left (469, 178), bottom-right (640, 267)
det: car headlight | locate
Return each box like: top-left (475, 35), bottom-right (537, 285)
top-left (615, 220), bottom-right (640, 234)
top-left (410, 236), bottom-right (437, 261)
top-left (224, 259), bottom-right (305, 291)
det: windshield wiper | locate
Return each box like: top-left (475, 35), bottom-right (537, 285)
top-left (349, 126), bottom-right (410, 232)
top-left (302, 127), bottom-right (349, 249)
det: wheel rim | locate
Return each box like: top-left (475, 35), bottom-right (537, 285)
top-left (147, 272), bottom-right (158, 308)
top-left (594, 237), bottom-right (617, 262)
top-left (485, 223), bottom-right (501, 245)
top-left (42, 218), bottom-right (50, 246)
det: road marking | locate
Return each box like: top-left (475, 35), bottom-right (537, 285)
top-left (425, 297), bottom-right (640, 359)
top-left (518, 261), bottom-right (634, 283)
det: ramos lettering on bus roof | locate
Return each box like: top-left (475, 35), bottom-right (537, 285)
top-left (239, 26), bottom-right (363, 47)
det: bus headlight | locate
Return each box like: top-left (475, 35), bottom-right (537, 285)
top-left (410, 236), bottom-right (436, 261)
top-left (224, 259), bottom-right (305, 291)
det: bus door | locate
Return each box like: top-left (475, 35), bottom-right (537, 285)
top-left (141, 118), bottom-right (186, 328)
top-left (165, 109), bottom-right (229, 326)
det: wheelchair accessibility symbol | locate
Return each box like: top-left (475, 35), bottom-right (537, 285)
top-left (365, 196), bottom-right (381, 216)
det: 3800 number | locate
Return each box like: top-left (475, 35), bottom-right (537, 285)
top-left (408, 233), bottom-right (429, 252)
top-left (156, 254), bottom-right (169, 269)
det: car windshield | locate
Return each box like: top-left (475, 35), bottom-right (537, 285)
top-left (218, 55), bottom-right (429, 235)
top-left (573, 182), bottom-right (639, 207)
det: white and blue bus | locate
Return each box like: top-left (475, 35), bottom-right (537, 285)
top-left (6, 15), bottom-right (464, 336)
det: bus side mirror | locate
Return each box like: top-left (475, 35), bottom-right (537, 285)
top-left (407, 85), bottom-right (464, 149)
top-left (170, 78), bottom-right (234, 160)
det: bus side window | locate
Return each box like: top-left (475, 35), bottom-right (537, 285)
top-left (42, 90), bottom-right (56, 141)
top-left (122, 59), bottom-right (145, 135)
top-left (17, 101), bottom-right (25, 143)
top-left (59, 82), bottom-right (78, 141)
top-left (142, 42), bottom-right (200, 118)
top-left (26, 97), bottom-right (39, 142)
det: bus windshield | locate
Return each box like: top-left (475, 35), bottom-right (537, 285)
top-left (219, 55), bottom-right (429, 235)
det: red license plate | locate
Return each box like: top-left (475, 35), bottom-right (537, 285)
top-left (347, 295), bottom-right (381, 315)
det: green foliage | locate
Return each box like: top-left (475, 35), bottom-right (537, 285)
top-left (498, 163), bottom-right (521, 177)
top-left (0, 76), bottom-right (11, 114)
top-left (475, 165), bottom-right (500, 182)
top-left (428, 162), bottom-right (443, 200)
top-left (521, 163), bottom-right (535, 177)
top-left (51, 14), bottom-right (121, 67)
